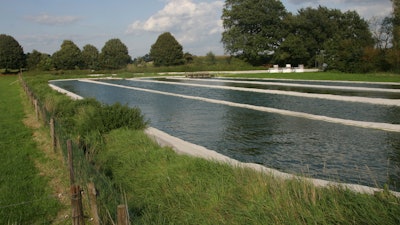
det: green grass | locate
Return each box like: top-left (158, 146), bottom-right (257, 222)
top-left (97, 128), bottom-right (400, 224)
top-left (0, 75), bottom-right (60, 224)
top-left (219, 71), bottom-right (400, 82)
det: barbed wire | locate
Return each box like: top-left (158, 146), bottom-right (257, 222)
top-left (0, 192), bottom-right (67, 210)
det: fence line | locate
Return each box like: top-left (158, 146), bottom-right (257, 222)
top-left (18, 75), bottom-right (130, 225)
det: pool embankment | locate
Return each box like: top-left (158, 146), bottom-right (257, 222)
top-left (144, 126), bottom-right (400, 197)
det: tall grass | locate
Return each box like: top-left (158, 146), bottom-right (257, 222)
top-left (97, 128), bottom-right (400, 224)
top-left (0, 76), bottom-right (60, 224)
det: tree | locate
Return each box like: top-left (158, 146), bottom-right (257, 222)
top-left (392, 0), bottom-right (400, 49)
top-left (272, 33), bottom-right (309, 66)
top-left (82, 44), bottom-right (99, 70)
top-left (205, 51), bottom-right (217, 65)
top-left (184, 52), bottom-right (194, 64)
top-left (26, 50), bottom-right (42, 70)
top-left (276, 6), bottom-right (373, 72)
top-left (0, 34), bottom-right (25, 72)
top-left (391, 0), bottom-right (400, 71)
top-left (26, 50), bottom-right (52, 71)
top-left (150, 32), bottom-right (184, 67)
top-left (99, 39), bottom-right (131, 70)
top-left (52, 40), bottom-right (83, 70)
top-left (221, 0), bottom-right (288, 65)
top-left (370, 16), bottom-right (393, 50)
top-left (368, 16), bottom-right (394, 71)
top-left (322, 10), bottom-right (374, 72)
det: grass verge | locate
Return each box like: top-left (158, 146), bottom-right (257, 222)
top-left (97, 128), bottom-right (400, 224)
top-left (0, 75), bottom-right (61, 224)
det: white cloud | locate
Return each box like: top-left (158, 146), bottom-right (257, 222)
top-left (26, 13), bottom-right (81, 25)
top-left (126, 0), bottom-right (224, 45)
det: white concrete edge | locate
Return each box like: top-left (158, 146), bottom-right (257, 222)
top-left (133, 78), bottom-right (400, 107)
top-left (144, 126), bottom-right (400, 197)
top-left (48, 83), bottom-right (84, 100)
top-left (154, 72), bottom-right (400, 86)
top-left (167, 77), bottom-right (400, 93)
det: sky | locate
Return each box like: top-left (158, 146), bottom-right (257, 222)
top-left (0, 0), bottom-right (393, 58)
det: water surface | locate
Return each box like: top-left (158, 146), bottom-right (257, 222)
top-left (50, 79), bottom-right (400, 190)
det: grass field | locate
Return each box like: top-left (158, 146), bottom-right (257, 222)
top-left (0, 75), bottom-right (61, 224)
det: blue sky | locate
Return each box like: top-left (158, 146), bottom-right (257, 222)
top-left (0, 0), bottom-right (393, 58)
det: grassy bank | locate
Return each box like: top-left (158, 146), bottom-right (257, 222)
top-left (19, 71), bottom-right (400, 224)
top-left (98, 128), bottom-right (400, 224)
top-left (0, 75), bottom-right (60, 224)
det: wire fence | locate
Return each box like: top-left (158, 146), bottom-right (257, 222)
top-left (18, 75), bottom-right (128, 224)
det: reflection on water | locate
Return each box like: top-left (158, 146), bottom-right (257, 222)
top-left (51, 79), bottom-right (400, 191)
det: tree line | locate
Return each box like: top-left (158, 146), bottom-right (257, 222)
top-left (28, 38), bottom-right (132, 71)
top-left (1, 0), bottom-right (400, 73)
top-left (0, 31), bottom-right (185, 72)
top-left (222, 0), bottom-right (400, 73)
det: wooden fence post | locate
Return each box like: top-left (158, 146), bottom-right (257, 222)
top-left (34, 99), bottom-right (39, 120)
top-left (71, 185), bottom-right (85, 225)
top-left (117, 204), bottom-right (129, 225)
top-left (50, 118), bottom-right (56, 151)
top-left (87, 182), bottom-right (100, 225)
top-left (67, 140), bottom-right (75, 185)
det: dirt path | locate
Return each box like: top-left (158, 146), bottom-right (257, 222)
top-left (20, 83), bottom-right (71, 223)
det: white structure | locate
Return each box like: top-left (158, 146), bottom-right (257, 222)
top-left (268, 64), bottom-right (309, 73)
top-left (269, 64), bottom-right (280, 73)
top-left (282, 64), bottom-right (292, 73)
top-left (294, 64), bottom-right (304, 73)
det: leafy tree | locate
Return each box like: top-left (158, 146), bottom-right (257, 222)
top-left (205, 51), bottom-right (217, 65)
top-left (82, 44), bottom-right (99, 70)
top-left (52, 40), bottom-right (83, 70)
top-left (281, 7), bottom-right (344, 67)
top-left (276, 7), bottom-right (373, 72)
top-left (0, 34), bottom-right (25, 72)
top-left (392, 0), bottom-right (400, 49)
top-left (37, 54), bottom-right (52, 71)
top-left (26, 50), bottom-right (52, 71)
top-left (391, 0), bottom-right (400, 71)
top-left (368, 16), bottom-right (394, 71)
top-left (184, 52), bottom-right (194, 64)
top-left (26, 50), bottom-right (42, 70)
top-left (272, 33), bottom-right (309, 66)
top-left (221, 0), bottom-right (288, 65)
top-left (323, 10), bottom-right (374, 72)
top-left (142, 54), bottom-right (152, 63)
top-left (150, 32), bottom-right (184, 67)
top-left (99, 38), bottom-right (131, 70)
